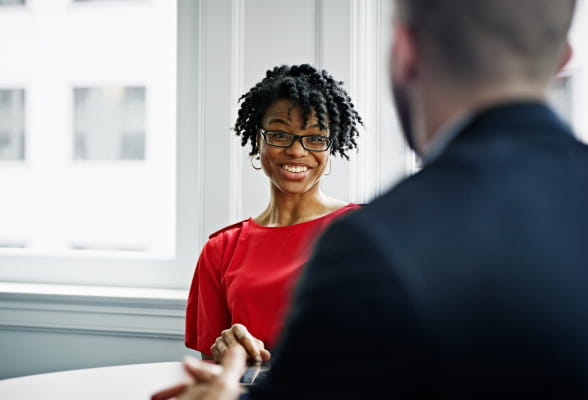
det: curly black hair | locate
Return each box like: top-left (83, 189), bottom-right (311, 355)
top-left (234, 64), bottom-right (363, 160)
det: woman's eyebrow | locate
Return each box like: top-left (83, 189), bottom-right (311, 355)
top-left (266, 119), bottom-right (324, 131)
top-left (266, 118), bottom-right (290, 126)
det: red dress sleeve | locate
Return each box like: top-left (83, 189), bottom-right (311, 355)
top-left (185, 235), bottom-right (232, 354)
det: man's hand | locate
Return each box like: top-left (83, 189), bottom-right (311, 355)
top-left (151, 346), bottom-right (246, 400)
top-left (211, 324), bottom-right (271, 363)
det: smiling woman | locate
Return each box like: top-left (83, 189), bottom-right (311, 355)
top-left (185, 64), bottom-right (363, 362)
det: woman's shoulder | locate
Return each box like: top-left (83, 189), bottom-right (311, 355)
top-left (308, 203), bottom-right (362, 227)
top-left (332, 202), bottom-right (362, 215)
top-left (199, 219), bottom-right (250, 268)
top-left (208, 219), bottom-right (248, 240)
top-left (346, 202), bottom-right (362, 210)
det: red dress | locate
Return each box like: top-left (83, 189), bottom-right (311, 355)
top-left (185, 204), bottom-right (360, 353)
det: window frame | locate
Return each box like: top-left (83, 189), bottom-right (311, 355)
top-left (0, 0), bottom-right (201, 290)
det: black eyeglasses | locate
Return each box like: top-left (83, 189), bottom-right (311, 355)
top-left (260, 129), bottom-right (332, 152)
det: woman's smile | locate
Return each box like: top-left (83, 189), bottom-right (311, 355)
top-left (281, 164), bottom-right (309, 173)
top-left (279, 163), bottom-right (312, 181)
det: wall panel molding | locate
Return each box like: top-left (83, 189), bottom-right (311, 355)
top-left (315, 0), bottom-right (325, 68)
top-left (201, 0), bottom-right (237, 236)
top-left (229, 0), bottom-right (245, 222)
top-left (349, 0), bottom-right (377, 203)
top-left (176, 0), bottom-right (206, 271)
top-left (373, 0), bottom-right (384, 196)
top-left (195, 0), bottom-right (207, 248)
top-left (0, 291), bottom-right (184, 340)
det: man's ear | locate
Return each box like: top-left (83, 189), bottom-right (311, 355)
top-left (391, 23), bottom-right (418, 83)
top-left (557, 41), bottom-right (573, 73)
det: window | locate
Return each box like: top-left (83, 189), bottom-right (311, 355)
top-left (548, 0), bottom-right (588, 143)
top-left (0, 0), bottom-right (183, 289)
top-left (74, 0), bottom-right (139, 2)
top-left (0, 0), bottom-right (25, 6)
top-left (74, 86), bottom-right (146, 160)
top-left (0, 89), bottom-right (25, 161)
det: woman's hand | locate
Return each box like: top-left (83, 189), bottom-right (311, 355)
top-left (210, 324), bottom-right (271, 363)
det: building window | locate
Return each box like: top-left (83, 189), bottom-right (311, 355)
top-left (0, 240), bottom-right (27, 248)
top-left (0, 0), bottom-right (176, 265)
top-left (74, 86), bottom-right (146, 161)
top-left (0, 0), bottom-right (25, 6)
top-left (0, 89), bottom-right (25, 161)
top-left (73, 0), bottom-right (140, 3)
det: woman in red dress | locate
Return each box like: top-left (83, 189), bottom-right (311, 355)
top-left (186, 64), bottom-right (363, 362)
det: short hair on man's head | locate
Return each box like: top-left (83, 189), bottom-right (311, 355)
top-left (395, 0), bottom-right (576, 85)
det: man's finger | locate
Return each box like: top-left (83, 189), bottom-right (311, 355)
top-left (151, 382), bottom-right (188, 400)
top-left (221, 345), bottom-right (247, 382)
top-left (177, 385), bottom-right (207, 400)
top-left (183, 355), bottom-right (223, 381)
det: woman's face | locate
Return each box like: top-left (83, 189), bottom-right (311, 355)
top-left (258, 99), bottom-right (330, 195)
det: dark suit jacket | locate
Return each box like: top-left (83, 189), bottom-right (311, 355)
top-left (250, 102), bottom-right (588, 399)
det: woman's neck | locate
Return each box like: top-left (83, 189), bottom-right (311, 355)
top-left (254, 184), bottom-right (347, 227)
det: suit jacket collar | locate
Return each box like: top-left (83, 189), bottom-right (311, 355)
top-left (424, 101), bottom-right (574, 165)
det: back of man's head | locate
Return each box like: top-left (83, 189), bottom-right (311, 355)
top-left (395, 0), bottom-right (576, 87)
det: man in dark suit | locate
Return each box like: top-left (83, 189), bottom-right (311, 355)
top-left (155, 0), bottom-right (586, 398)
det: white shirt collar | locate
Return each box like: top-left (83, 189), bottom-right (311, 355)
top-left (421, 112), bottom-right (473, 165)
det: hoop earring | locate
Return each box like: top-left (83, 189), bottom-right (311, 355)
top-left (251, 155), bottom-right (262, 170)
top-left (323, 159), bottom-right (332, 176)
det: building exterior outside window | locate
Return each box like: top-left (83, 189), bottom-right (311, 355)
top-left (0, 89), bottom-right (25, 161)
top-left (0, 0), bottom-right (176, 256)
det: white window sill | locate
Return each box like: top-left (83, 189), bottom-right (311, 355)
top-left (0, 283), bottom-right (187, 339)
top-left (0, 282), bottom-right (187, 301)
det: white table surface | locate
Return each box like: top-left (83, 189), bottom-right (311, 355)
top-left (0, 361), bottom-right (186, 399)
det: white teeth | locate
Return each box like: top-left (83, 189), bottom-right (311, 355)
top-left (283, 165), bottom-right (308, 173)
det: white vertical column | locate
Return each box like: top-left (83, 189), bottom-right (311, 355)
top-left (201, 0), bottom-right (235, 237)
top-left (176, 0), bottom-right (203, 266)
top-left (228, 0), bottom-right (245, 223)
top-left (346, 0), bottom-right (409, 204)
top-left (319, 0), bottom-right (353, 202)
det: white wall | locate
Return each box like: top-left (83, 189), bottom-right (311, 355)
top-left (199, 0), bottom-right (408, 239)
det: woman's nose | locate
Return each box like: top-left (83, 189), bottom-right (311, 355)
top-left (285, 137), bottom-right (307, 156)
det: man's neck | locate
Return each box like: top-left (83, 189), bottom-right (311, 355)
top-left (418, 80), bottom-right (548, 155)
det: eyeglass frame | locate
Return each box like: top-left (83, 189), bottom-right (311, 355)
top-left (259, 128), bottom-right (332, 152)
